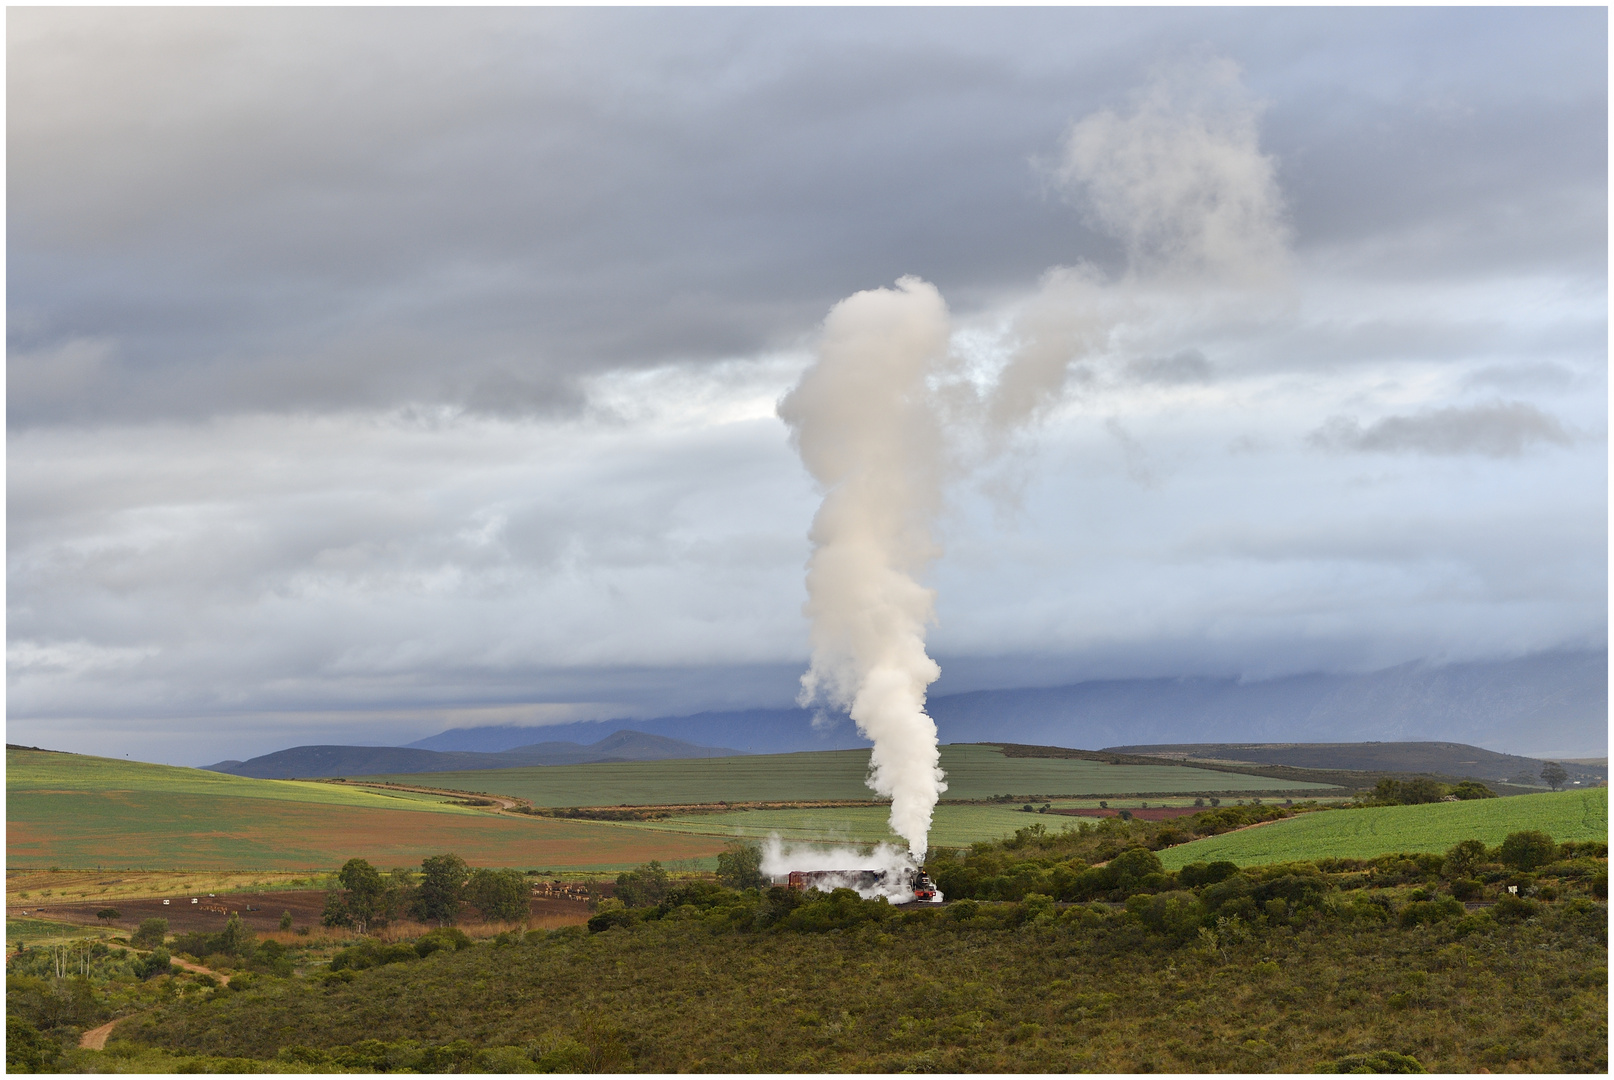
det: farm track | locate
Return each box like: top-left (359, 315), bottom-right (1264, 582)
top-left (80, 1018), bottom-right (127, 1050)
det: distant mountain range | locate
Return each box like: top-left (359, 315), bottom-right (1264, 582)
top-left (205, 729), bottom-right (741, 779)
top-left (404, 649), bottom-right (1607, 760)
top-left (205, 649), bottom-right (1605, 775)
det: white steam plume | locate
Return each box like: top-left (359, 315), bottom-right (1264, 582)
top-left (775, 58), bottom-right (1288, 866)
top-left (777, 277), bottom-right (952, 861)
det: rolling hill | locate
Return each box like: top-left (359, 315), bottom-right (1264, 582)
top-left (1102, 741), bottom-right (1607, 787)
top-left (205, 730), bottom-right (743, 779)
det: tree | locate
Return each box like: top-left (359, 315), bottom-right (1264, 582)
top-left (1498, 830), bottom-right (1557, 871)
top-left (1540, 762), bottom-right (1569, 791)
top-left (323, 857), bottom-right (393, 934)
top-left (1443, 839), bottom-right (1488, 877)
top-left (96, 908), bottom-right (120, 923)
top-left (130, 918), bottom-right (168, 948)
top-left (1449, 781), bottom-right (1496, 800)
top-left (614, 861), bottom-right (670, 908)
top-left (279, 911), bottom-right (294, 931)
top-left (1401, 778), bottom-right (1447, 804)
top-left (716, 841), bottom-right (763, 890)
top-left (467, 868), bottom-right (530, 923)
top-left (217, 912), bottom-right (256, 957)
top-left (413, 853), bottom-right (470, 925)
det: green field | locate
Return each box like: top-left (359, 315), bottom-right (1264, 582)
top-left (7, 750), bottom-right (728, 872)
top-left (609, 804), bottom-right (1055, 850)
top-left (1158, 788), bottom-right (1609, 869)
top-left (371, 744), bottom-right (1338, 806)
top-left (8, 751), bottom-right (485, 817)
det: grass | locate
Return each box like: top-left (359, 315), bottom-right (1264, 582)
top-left (611, 804), bottom-right (1054, 850)
top-left (7, 749), bottom-right (488, 815)
top-left (6, 750), bottom-right (727, 872)
top-left (369, 744), bottom-right (1339, 807)
top-left (1158, 788), bottom-right (1608, 869)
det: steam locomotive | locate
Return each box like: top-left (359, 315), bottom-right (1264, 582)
top-left (783, 866), bottom-right (943, 904)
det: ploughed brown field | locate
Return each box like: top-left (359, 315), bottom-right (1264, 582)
top-left (23, 892), bottom-right (594, 936)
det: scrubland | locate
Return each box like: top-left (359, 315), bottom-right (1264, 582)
top-left (9, 801), bottom-right (1605, 1074)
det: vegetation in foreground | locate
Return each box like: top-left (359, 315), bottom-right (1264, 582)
top-left (9, 816), bottom-right (1605, 1074)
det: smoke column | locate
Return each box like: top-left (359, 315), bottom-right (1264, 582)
top-left (777, 277), bottom-right (952, 861)
top-left (775, 59), bottom-right (1287, 864)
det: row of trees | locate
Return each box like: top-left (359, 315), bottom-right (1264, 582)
top-left (1368, 777), bottom-right (1495, 805)
top-left (322, 855), bottom-right (529, 932)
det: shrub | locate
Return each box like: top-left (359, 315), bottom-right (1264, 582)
top-left (1179, 861), bottom-right (1239, 889)
top-left (1448, 781), bottom-right (1496, 800)
top-left (1016, 893), bottom-right (1055, 925)
top-left (1450, 879), bottom-right (1483, 901)
top-left (716, 841), bottom-right (764, 890)
top-left (948, 899), bottom-right (980, 923)
top-left (1498, 831), bottom-right (1557, 872)
top-left (1489, 894), bottom-right (1538, 923)
top-left (415, 927), bottom-right (473, 957)
top-left (1319, 1049), bottom-right (1427, 1073)
top-left (614, 861), bottom-right (671, 908)
top-left (1125, 891), bottom-right (1207, 941)
top-left (131, 917), bottom-right (168, 948)
top-left (1399, 897), bottom-right (1463, 928)
top-left (135, 947), bottom-right (175, 980)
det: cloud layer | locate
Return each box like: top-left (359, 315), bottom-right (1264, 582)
top-left (7, 9), bottom-right (1605, 763)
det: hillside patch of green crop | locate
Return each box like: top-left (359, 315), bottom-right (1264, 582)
top-left (371, 744), bottom-right (1337, 808)
top-left (1158, 788), bottom-right (1608, 869)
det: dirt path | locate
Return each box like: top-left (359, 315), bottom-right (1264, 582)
top-left (79, 1018), bottom-right (126, 1050)
top-left (170, 956), bottom-right (230, 984)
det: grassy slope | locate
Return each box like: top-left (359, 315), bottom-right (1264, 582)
top-left (1159, 788), bottom-right (1608, 869)
top-left (7, 750), bottom-right (487, 814)
top-left (6, 750), bottom-right (725, 872)
top-left (612, 804), bottom-right (1050, 850)
top-left (370, 744), bottom-right (1338, 806)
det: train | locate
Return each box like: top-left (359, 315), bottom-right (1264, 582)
top-left (782, 866), bottom-right (943, 904)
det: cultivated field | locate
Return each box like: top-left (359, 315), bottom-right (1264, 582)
top-left (1158, 788), bottom-right (1608, 869)
top-left (369, 743), bottom-right (1338, 807)
top-left (7, 750), bottom-right (727, 872)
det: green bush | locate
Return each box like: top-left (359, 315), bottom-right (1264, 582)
top-left (947, 898), bottom-right (980, 922)
top-left (130, 917), bottom-right (168, 949)
top-left (1489, 894), bottom-right (1539, 923)
top-left (1178, 860), bottom-right (1238, 888)
top-left (1497, 831), bottom-right (1558, 872)
top-left (1399, 897), bottom-right (1463, 928)
top-left (1319, 1049), bottom-right (1427, 1072)
top-left (415, 927), bottom-right (473, 956)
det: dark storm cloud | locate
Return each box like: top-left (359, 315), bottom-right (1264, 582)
top-left (9, 7), bottom-right (1605, 426)
top-left (1309, 402), bottom-right (1576, 458)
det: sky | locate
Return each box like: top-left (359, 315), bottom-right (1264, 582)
top-left (8, 8), bottom-right (1607, 765)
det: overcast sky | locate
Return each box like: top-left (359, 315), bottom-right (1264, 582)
top-left (8, 8), bottom-right (1606, 764)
